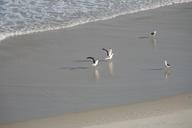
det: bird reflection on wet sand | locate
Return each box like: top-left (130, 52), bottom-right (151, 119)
top-left (93, 68), bottom-right (100, 80)
top-left (107, 61), bottom-right (114, 76)
top-left (164, 68), bottom-right (172, 79)
top-left (149, 38), bottom-right (157, 48)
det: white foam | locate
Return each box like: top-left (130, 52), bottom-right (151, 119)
top-left (0, 0), bottom-right (192, 42)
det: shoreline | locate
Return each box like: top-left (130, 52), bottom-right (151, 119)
top-left (0, 1), bottom-right (191, 43)
top-left (1, 92), bottom-right (192, 128)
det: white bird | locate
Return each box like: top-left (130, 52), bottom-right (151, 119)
top-left (164, 60), bottom-right (171, 69)
top-left (102, 48), bottom-right (114, 60)
top-left (87, 57), bottom-right (99, 67)
top-left (150, 31), bottom-right (157, 37)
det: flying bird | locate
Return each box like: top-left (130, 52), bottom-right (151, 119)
top-left (164, 60), bottom-right (171, 69)
top-left (87, 57), bottom-right (99, 67)
top-left (102, 48), bottom-right (114, 60)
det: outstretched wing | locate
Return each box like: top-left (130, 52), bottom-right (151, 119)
top-left (86, 57), bottom-right (95, 63)
top-left (108, 48), bottom-right (113, 56)
top-left (102, 48), bottom-right (109, 56)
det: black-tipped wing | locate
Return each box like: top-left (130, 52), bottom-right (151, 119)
top-left (86, 57), bottom-right (95, 63)
top-left (102, 48), bottom-right (109, 56)
top-left (150, 32), bottom-right (154, 35)
top-left (167, 63), bottom-right (171, 66)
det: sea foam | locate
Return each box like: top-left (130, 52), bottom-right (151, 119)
top-left (0, 0), bottom-right (192, 42)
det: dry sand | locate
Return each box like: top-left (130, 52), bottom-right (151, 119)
top-left (0, 2), bottom-right (192, 127)
top-left (0, 92), bottom-right (192, 128)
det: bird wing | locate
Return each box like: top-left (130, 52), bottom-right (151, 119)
top-left (102, 48), bottom-right (109, 56)
top-left (109, 49), bottom-right (113, 56)
top-left (167, 63), bottom-right (171, 66)
top-left (86, 57), bottom-right (95, 63)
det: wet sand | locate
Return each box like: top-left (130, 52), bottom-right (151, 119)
top-left (0, 2), bottom-right (192, 126)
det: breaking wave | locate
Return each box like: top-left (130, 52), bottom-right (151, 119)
top-left (0, 0), bottom-right (191, 41)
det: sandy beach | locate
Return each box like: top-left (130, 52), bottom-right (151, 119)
top-left (0, 92), bottom-right (192, 128)
top-left (0, 2), bottom-right (192, 128)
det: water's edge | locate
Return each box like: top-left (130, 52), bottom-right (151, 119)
top-left (0, 0), bottom-right (191, 42)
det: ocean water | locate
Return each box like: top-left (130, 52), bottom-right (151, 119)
top-left (0, 0), bottom-right (191, 41)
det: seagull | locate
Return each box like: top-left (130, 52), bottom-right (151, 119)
top-left (150, 31), bottom-right (157, 37)
top-left (87, 57), bottom-right (99, 67)
top-left (102, 48), bottom-right (114, 60)
top-left (164, 60), bottom-right (171, 69)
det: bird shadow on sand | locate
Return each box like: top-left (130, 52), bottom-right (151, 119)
top-left (138, 36), bottom-right (149, 39)
top-left (141, 68), bottom-right (163, 71)
top-left (59, 58), bottom-right (109, 71)
top-left (149, 68), bottom-right (163, 70)
top-left (73, 59), bottom-right (107, 63)
top-left (59, 66), bottom-right (89, 70)
top-left (73, 59), bottom-right (90, 63)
